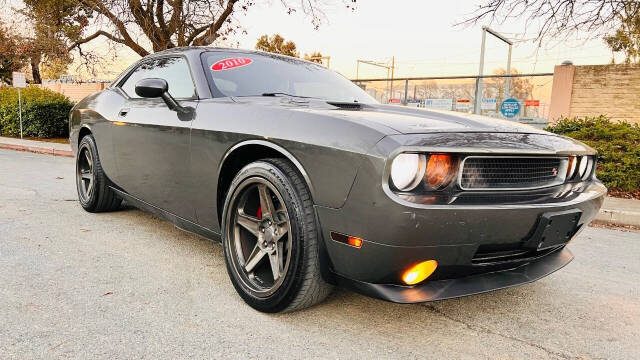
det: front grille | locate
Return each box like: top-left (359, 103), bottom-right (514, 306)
top-left (460, 157), bottom-right (564, 190)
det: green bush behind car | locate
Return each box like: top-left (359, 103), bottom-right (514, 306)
top-left (0, 86), bottom-right (73, 138)
top-left (546, 115), bottom-right (640, 192)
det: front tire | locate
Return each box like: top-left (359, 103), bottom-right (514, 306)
top-left (222, 158), bottom-right (332, 313)
top-left (76, 134), bottom-right (122, 212)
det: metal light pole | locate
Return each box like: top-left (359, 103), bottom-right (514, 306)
top-left (18, 88), bottom-right (22, 139)
top-left (505, 44), bottom-right (512, 98)
top-left (12, 71), bottom-right (26, 139)
top-left (473, 26), bottom-right (513, 114)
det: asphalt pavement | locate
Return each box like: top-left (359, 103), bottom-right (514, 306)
top-left (1, 149), bottom-right (639, 359)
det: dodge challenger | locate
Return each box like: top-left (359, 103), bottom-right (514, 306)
top-left (69, 47), bottom-right (606, 313)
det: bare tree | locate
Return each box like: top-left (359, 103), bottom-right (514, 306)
top-left (461, 0), bottom-right (640, 44)
top-left (68, 0), bottom-right (357, 57)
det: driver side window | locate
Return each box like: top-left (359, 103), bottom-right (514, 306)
top-left (120, 57), bottom-right (196, 99)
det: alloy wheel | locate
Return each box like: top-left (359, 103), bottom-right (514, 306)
top-left (226, 178), bottom-right (293, 297)
top-left (76, 145), bottom-right (94, 202)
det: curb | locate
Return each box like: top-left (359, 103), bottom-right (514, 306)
top-left (0, 142), bottom-right (73, 158)
top-left (593, 209), bottom-right (640, 228)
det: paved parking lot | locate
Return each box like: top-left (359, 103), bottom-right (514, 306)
top-left (1, 149), bottom-right (639, 359)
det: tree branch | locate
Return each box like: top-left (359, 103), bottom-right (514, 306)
top-left (67, 30), bottom-right (125, 52)
top-left (192, 0), bottom-right (238, 46)
top-left (78, 0), bottom-right (150, 56)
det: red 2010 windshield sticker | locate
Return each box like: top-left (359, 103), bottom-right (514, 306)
top-left (211, 57), bottom-right (253, 71)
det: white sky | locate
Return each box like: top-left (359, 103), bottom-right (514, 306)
top-left (70, 0), bottom-right (622, 80)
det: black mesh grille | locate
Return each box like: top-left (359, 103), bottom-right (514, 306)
top-left (460, 157), bottom-right (563, 190)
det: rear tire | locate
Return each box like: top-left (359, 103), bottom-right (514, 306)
top-left (222, 158), bottom-right (332, 313)
top-left (76, 134), bottom-right (122, 213)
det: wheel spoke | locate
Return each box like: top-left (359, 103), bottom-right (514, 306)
top-left (274, 225), bottom-right (288, 242)
top-left (277, 241), bottom-right (284, 272)
top-left (84, 151), bottom-right (92, 169)
top-left (244, 244), bottom-right (266, 273)
top-left (258, 184), bottom-right (276, 218)
top-left (81, 170), bottom-right (91, 180)
top-left (86, 178), bottom-right (93, 195)
top-left (237, 211), bottom-right (260, 237)
top-left (269, 252), bottom-right (281, 281)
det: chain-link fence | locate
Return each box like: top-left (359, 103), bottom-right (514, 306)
top-left (353, 73), bottom-right (554, 128)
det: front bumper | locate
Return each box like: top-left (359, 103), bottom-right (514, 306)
top-left (315, 156), bottom-right (606, 303)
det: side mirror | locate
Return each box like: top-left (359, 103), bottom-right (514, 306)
top-left (134, 78), bottom-right (188, 114)
top-left (135, 78), bottom-right (167, 98)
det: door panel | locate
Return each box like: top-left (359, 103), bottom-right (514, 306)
top-left (111, 56), bottom-right (198, 221)
top-left (112, 98), bottom-right (196, 220)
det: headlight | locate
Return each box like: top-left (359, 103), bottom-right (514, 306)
top-left (577, 156), bottom-right (588, 178)
top-left (580, 156), bottom-right (594, 180)
top-left (390, 153), bottom-right (426, 191)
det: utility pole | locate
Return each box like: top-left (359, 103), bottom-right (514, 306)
top-left (356, 58), bottom-right (394, 102)
top-left (473, 26), bottom-right (513, 114)
top-left (390, 56), bottom-right (395, 101)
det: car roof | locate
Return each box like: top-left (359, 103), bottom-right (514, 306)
top-left (150, 46), bottom-right (316, 65)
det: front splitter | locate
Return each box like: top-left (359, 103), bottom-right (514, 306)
top-left (335, 248), bottom-right (574, 303)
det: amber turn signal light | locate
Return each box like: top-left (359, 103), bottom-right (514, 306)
top-left (330, 232), bottom-right (363, 248)
top-left (426, 154), bottom-right (455, 189)
top-left (348, 236), bottom-right (362, 248)
top-left (566, 156), bottom-right (577, 179)
top-left (402, 260), bottom-right (438, 285)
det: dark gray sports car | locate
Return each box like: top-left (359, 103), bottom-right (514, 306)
top-left (69, 47), bottom-right (606, 312)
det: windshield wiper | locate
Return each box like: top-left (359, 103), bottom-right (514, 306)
top-left (261, 92), bottom-right (311, 98)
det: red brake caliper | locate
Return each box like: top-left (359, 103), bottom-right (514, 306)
top-left (257, 205), bottom-right (262, 220)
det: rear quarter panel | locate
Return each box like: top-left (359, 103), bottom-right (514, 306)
top-left (69, 89), bottom-right (125, 181)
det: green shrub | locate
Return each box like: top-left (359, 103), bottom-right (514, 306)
top-left (545, 115), bottom-right (640, 192)
top-left (0, 86), bottom-right (73, 138)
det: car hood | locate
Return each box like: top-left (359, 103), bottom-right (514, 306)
top-left (311, 103), bottom-right (549, 135)
top-left (239, 97), bottom-right (549, 135)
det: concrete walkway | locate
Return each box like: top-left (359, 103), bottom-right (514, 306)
top-left (1, 136), bottom-right (639, 228)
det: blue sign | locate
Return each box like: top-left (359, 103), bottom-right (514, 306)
top-left (500, 98), bottom-right (521, 118)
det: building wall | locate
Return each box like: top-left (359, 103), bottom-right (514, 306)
top-left (549, 64), bottom-right (640, 124)
top-left (41, 83), bottom-right (107, 103)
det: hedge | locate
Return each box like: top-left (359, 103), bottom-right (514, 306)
top-left (0, 86), bottom-right (73, 138)
top-left (545, 115), bottom-right (640, 192)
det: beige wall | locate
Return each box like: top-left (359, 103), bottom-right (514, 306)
top-left (41, 83), bottom-right (107, 103)
top-left (549, 64), bottom-right (640, 124)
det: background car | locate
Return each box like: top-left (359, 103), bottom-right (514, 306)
top-left (69, 47), bottom-right (606, 312)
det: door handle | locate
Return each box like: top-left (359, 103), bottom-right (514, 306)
top-left (119, 108), bottom-right (130, 117)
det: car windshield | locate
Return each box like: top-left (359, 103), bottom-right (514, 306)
top-left (202, 51), bottom-right (377, 104)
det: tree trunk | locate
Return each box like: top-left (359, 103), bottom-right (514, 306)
top-left (30, 57), bottom-right (42, 84)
